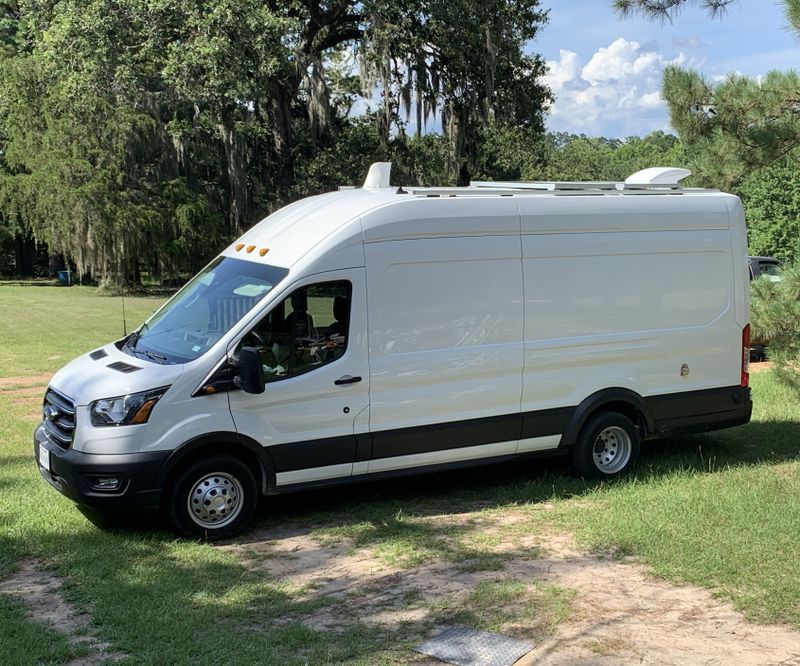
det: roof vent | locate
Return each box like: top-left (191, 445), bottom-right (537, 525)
top-left (625, 167), bottom-right (692, 186)
top-left (363, 162), bottom-right (392, 189)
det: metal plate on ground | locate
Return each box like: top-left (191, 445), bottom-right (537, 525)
top-left (414, 626), bottom-right (534, 666)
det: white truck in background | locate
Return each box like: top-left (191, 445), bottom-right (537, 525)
top-left (35, 163), bottom-right (753, 538)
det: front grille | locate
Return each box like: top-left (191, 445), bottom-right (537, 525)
top-left (42, 388), bottom-right (76, 449)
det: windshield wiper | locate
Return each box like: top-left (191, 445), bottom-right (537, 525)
top-left (125, 323), bottom-right (149, 350)
top-left (128, 347), bottom-right (168, 363)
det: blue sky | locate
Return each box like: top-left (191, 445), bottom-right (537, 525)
top-left (538, 1), bottom-right (800, 137)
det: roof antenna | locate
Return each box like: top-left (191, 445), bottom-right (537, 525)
top-left (121, 288), bottom-right (128, 337)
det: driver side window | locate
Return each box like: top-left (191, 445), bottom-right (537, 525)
top-left (243, 280), bottom-right (351, 382)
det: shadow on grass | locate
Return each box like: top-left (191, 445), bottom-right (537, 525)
top-left (0, 517), bottom-right (392, 664)
top-left (2, 420), bottom-right (797, 664)
top-left (252, 419), bottom-right (800, 530)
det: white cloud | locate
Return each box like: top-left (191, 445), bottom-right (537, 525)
top-left (544, 38), bottom-right (697, 137)
top-left (545, 49), bottom-right (581, 88)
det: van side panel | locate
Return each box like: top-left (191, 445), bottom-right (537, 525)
top-left (364, 234), bottom-right (524, 467)
top-left (361, 196), bottom-right (520, 242)
top-left (519, 195), bottom-right (740, 432)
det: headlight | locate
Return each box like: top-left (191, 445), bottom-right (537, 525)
top-left (90, 387), bottom-right (169, 427)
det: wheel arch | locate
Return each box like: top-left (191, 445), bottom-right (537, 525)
top-left (155, 432), bottom-right (275, 499)
top-left (559, 388), bottom-right (653, 450)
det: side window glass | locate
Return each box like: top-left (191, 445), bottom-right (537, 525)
top-left (242, 280), bottom-right (351, 382)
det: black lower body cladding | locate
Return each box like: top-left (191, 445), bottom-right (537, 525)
top-left (33, 385), bottom-right (752, 508)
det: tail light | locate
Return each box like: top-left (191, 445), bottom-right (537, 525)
top-left (741, 324), bottom-right (750, 387)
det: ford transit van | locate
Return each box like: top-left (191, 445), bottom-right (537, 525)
top-left (35, 164), bottom-right (753, 538)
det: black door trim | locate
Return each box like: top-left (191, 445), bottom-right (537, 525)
top-left (254, 385), bottom-right (751, 476)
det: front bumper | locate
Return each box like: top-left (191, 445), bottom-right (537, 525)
top-left (34, 425), bottom-right (169, 512)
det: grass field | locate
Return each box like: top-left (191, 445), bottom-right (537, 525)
top-left (1, 284), bottom-right (799, 664)
top-left (0, 285), bottom-right (164, 378)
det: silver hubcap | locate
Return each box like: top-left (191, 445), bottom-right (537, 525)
top-left (593, 426), bottom-right (632, 474)
top-left (187, 472), bottom-right (243, 529)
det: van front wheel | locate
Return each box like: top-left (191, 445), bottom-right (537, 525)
top-left (166, 455), bottom-right (258, 540)
top-left (570, 412), bottom-right (640, 479)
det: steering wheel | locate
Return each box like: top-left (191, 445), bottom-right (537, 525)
top-left (244, 329), bottom-right (267, 347)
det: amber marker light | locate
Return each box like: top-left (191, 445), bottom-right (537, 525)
top-left (259, 248), bottom-right (269, 257)
top-left (203, 386), bottom-right (217, 395)
top-left (235, 243), bottom-right (244, 251)
top-left (129, 398), bottom-right (159, 425)
top-left (246, 245), bottom-right (256, 253)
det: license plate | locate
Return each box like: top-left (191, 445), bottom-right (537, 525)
top-left (39, 445), bottom-right (50, 472)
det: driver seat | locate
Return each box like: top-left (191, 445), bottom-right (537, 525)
top-left (284, 290), bottom-right (315, 339)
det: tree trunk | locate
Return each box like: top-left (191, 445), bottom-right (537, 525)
top-left (13, 232), bottom-right (35, 277)
top-left (457, 162), bottom-right (471, 187)
top-left (268, 90), bottom-right (295, 191)
top-left (218, 123), bottom-right (249, 234)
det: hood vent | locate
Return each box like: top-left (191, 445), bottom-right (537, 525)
top-left (89, 349), bottom-right (108, 360)
top-left (107, 361), bottom-right (141, 373)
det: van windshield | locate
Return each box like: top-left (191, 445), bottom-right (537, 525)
top-left (124, 257), bottom-right (288, 364)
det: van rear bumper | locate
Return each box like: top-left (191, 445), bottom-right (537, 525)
top-left (34, 426), bottom-right (169, 512)
top-left (646, 386), bottom-right (752, 438)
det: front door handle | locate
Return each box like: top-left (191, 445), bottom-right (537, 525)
top-left (335, 375), bottom-right (362, 386)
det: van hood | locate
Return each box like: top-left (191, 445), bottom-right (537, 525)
top-left (49, 342), bottom-right (184, 406)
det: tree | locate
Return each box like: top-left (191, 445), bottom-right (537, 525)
top-left (493, 131), bottom-right (686, 184)
top-left (613, 1), bottom-right (737, 20)
top-left (659, 68), bottom-right (800, 190)
top-left (751, 263), bottom-right (800, 390)
top-left (1, 0), bottom-right (219, 287)
top-left (614, 0), bottom-right (800, 28)
top-left (614, 1), bottom-right (800, 190)
top-left (0, 0), bottom-right (552, 286)
top-left (359, 0), bottom-right (550, 184)
top-left (739, 162), bottom-right (800, 263)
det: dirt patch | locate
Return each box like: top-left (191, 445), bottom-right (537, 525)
top-left (0, 373), bottom-right (51, 390)
top-left (750, 361), bottom-right (772, 373)
top-left (232, 527), bottom-right (391, 599)
top-left (0, 560), bottom-right (125, 665)
top-left (517, 542), bottom-right (800, 665)
top-left (225, 513), bottom-right (800, 665)
top-left (8, 385), bottom-right (45, 420)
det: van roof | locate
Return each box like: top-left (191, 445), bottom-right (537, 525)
top-left (222, 164), bottom-right (731, 269)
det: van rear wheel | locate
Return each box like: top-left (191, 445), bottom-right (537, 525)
top-left (571, 412), bottom-right (640, 480)
top-left (166, 455), bottom-right (257, 540)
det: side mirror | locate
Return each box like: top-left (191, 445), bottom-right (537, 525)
top-left (234, 347), bottom-right (265, 394)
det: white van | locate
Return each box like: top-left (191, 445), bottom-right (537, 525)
top-left (35, 164), bottom-right (752, 538)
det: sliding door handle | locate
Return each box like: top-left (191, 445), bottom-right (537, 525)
top-left (335, 375), bottom-right (362, 386)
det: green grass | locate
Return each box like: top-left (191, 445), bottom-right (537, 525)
top-left (310, 514), bottom-right (514, 570)
top-left (549, 375), bottom-right (800, 624)
top-left (0, 285), bottom-right (164, 378)
top-left (429, 579), bottom-right (575, 640)
top-left (0, 595), bottom-right (83, 665)
top-left (1, 284), bottom-right (800, 663)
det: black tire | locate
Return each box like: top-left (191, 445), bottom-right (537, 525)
top-left (570, 411), bottom-right (640, 480)
top-left (166, 455), bottom-right (258, 540)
